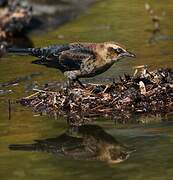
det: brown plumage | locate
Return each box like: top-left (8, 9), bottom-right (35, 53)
top-left (8, 42), bottom-right (136, 87)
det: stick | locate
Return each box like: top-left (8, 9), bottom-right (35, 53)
top-left (8, 99), bottom-right (11, 120)
top-left (32, 88), bottom-right (57, 94)
top-left (25, 92), bottom-right (39, 99)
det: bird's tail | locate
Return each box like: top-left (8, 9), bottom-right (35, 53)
top-left (7, 47), bottom-right (47, 59)
top-left (8, 47), bottom-right (34, 55)
top-left (9, 143), bottom-right (38, 151)
top-left (8, 45), bottom-right (70, 59)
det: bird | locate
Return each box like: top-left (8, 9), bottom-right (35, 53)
top-left (8, 42), bottom-right (136, 87)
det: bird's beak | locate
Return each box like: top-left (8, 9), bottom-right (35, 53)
top-left (121, 51), bottom-right (136, 58)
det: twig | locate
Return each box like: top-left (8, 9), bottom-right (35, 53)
top-left (8, 99), bottom-right (11, 120)
top-left (25, 92), bottom-right (39, 99)
top-left (33, 88), bottom-right (57, 94)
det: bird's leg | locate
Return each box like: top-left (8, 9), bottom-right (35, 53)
top-left (63, 71), bottom-right (75, 88)
top-left (63, 79), bottom-right (74, 88)
top-left (75, 78), bottom-right (85, 88)
top-left (64, 70), bottom-right (83, 88)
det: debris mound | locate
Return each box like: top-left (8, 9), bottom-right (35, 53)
top-left (18, 66), bottom-right (173, 126)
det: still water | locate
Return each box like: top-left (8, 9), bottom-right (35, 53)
top-left (0, 0), bottom-right (173, 179)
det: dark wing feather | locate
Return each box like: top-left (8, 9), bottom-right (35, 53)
top-left (39, 45), bottom-right (70, 60)
top-left (31, 45), bottom-right (70, 71)
top-left (59, 47), bottom-right (96, 71)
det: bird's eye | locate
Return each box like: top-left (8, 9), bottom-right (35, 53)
top-left (115, 48), bottom-right (123, 54)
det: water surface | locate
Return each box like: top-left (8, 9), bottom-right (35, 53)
top-left (0, 0), bottom-right (173, 179)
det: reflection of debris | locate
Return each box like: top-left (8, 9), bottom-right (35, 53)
top-left (9, 124), bottom-right (132, 164)
top-left (0, 72), bottom-right (42, 88)
top-left (58, 34), bottom-right (64, 39)
top-left (0, 89), bottom-right (12, 95)
top-left (145, 3), bottom-right (160, 31)
top-left (145, 3), bottom-right (161, 44)
top-left (18, 67), bottom-right (173, 126)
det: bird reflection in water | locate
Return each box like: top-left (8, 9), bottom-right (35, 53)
top-left (9, 125), bottom-right (133, 164)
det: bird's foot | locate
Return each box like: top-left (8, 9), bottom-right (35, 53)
top-left (75, 79), bottom-right (85, 89)
top-left (64, 71), bottom-right (85, 88)
top-left (61, 79), bottom-right (85, 89)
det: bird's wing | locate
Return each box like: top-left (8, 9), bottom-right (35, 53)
top-left (59, 47), bottom-right (96, 71)
top-left (40, 45), bottom-right (70, 60)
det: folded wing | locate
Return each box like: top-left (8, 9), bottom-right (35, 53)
top-left (59, 47), bottom-right (96, 72)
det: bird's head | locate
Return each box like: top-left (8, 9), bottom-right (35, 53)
top-left (104, 42), bottom-right (136, 61)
